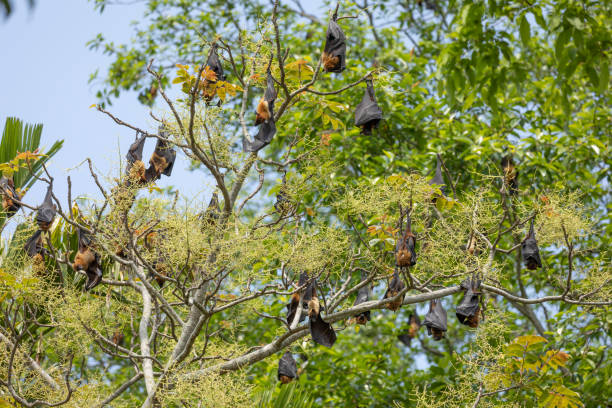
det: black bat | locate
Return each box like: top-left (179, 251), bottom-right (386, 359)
top-left (456, 275), bottom-right (482, 328)
top-left (286, 272), bottom-right (308, 326)
top-left (244, 71), bottom-right (277, 152)
top-left (144, 230), bottom-right (169, 287)
top-left (522, 218), bottom-right (542, 270)
top-left (125, 132), bottom-right (147, 185)
top-left (202, 44), bottom-right (225, 103)
top-left (398, 313), bottom-right (421, 346)
top-left (396, 207), bottom-right (417, 268)
top-left (303, 279), bottom-right (336, 347)
top-left (383, 267), bottom-right (406, 312)
top-left (24, 229), bottom-right (46, 273)
top-left (322, 11), bottom-right (346, 73)
top-left (428, 155), bottom-right (445, 200)
top-left (73, 228), bottom-right (103, 291)
top-left (423, 299), bottom-right (447, 341)
top-left (277, 351), bottom-right (298, 384)
top-left (36, 185), bottom-right (56, 231)
top-left (354, 78), bottom-right (383, 135)
top-left (351, 272), bottom-right (371, 325)
top-left (1, 176), bottom-right (21, 218)
top-left (201, 191), bottom-right (221, 227)
top-left (147, 127), bottom-right (177, 181)
top-left (501, 155), bottom-right (519, 196)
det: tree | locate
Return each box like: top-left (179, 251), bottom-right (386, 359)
top-left (1, 0), bottom-right (610, 407)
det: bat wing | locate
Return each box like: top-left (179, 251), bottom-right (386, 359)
top-left (36, 186), bottom-right (56, 225)
top-left (206, 46), bottom-right (225, 81)
top-left (161, 149), bottom-right (177, 176)
top-left (397, 332), bottom-right (412, 346)
top-left (522, 238), bottom-right (542, 268)
top-left (126, 133), bottom-right (146, 164)
top-left (24, 229), bottom-right (43, 257)
top-left (277, 351), bottom-right (298, 380)
top-left (456, 282), bottom-right (481, 325)
top-left (85, 253), bottom-right (103, 291)
top-left (243, 118), bottom-right (277, 152)
top-left (424, 300), bottom-right (447, 332)
top-left (264, 71), bottom-right (277, 109)
top-left (428, 157), bottom-right (446, 195)
top-left (323, 20), bottom-right (347, 73)
top-left (354, 80), bottom-right (383, 128)
top-left (309, 315), bottom-right (336, 348)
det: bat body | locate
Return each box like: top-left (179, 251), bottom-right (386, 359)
top-left (322, 16), bottom-right (346, 73)
top-left (396, 210), bottom-right (417, 268)
top-left (398, 313), bottom-right (421, 346)
top-left (125, 133), bottom-right (147, 185)
top-left (383, 268), bottom-right (406, 312)
top-left (424, 299), bottom-right (447, 341)
top-left (461, 234), bottom-right (481, 256)
top-left (274, 189), bottom-right (292, 214)
top-left (202, 45), bottom-right (225, 104)
top-left (201, 191), bottom-right (221, 227)
top-left (522, 219), bottom-right (542, 270)
top-left (244, 71), bottom-right (278, 152)
top-left (254, 98), bottom-right (271, 125)
top-left (303, 279), bottom-right (337, 347)
top-left (148, 128), bottom-right (177, 180)
top-left (351, 277), bottom-right (371, 325)
top-left (501, 155), bottom-right (519, 196)
top-left (286, 272), bottom-right (308, 326)
top-left (24, 229), bottom-right (46, 274)
top-left (144, 231), bottom-right (169, 287)
top-left (277, 351), bottom-right (298, 384)
top-left (73, 228), bottom-right (103, 291)
top-left (354, 78), bottom-right (383, 135)
top-left (428, 156), bottom-right (445, 201)
top-left (1, 176), bottom-right (21, 217)
top-left (456, 275), bottom-right (482, 327)
top-left (36, 186), bottom-right (56, 231)
top-left (112, 330), bottom-right (125, 346)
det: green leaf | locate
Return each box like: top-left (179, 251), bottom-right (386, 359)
top-left (520, 15), bottom-right (531, 46)
top-left (599, 60), bottom-right (609, 94)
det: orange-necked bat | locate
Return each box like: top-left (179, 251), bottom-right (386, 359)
top-left (460, 233), bottom-right (481, 256)
top-left (24, 229), bottom-right (46, 273)
top-left (1, 176), bottom-right (21, 218)
top-left (36, 185), bottom-right (56, 231)
top-left (501, 155), bottom-right (518, 196)
top-left (456, 275), bottom-right (482, 328)
top-left (147, 127), bottom-right (176, 181)
top-left (202, 45), bottom-right (225, 103)
top-left (277, 351), bottom-right (298, 384)
top-left (73, 228), bottom-right (103, 291)
top-left (245, 71), bottom-right (277, 152)
top-left (125, 132), bottom-right (147, 185)
top-left (144, 230), bottom-right (168, 287)
top-left (522, 218), bottom-right (542, 270)
top-left (423, 299), bottom-right (447, 341)
top-left (383, 268), bottom-right (406, 312)
top-left (428, 155), bottom-right (446, 200)
top-left (303, 279), bottom-right (336, 347)
top-left (112, 330), bottom-right (125, 347)
top-left (286, 272), bottom-right (308, 326)
top-left (398, 313), bottom-right (421, 346)
top-left (396, 207), bottom-right (417, 268)
top-left (354, 78), bottom-right (383, 135)
top-left (351, 273), bottom-right (371, 325)
top-left (322, 11), bottom-right (346, 73)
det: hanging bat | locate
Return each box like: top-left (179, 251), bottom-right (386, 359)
top-left (1, 176), bottom-right (21, 218)
top-left (396, 206), bottom-right (417, 268)
top-left (73, 228), bottom-right (103, 291)
top-left (456, 275), bottom-right (482, 328)
top-left (383, 267), bottom-right (406, 312)
top-left (125, 132), bottom-right (147, 185)
top-left (303, 279), bottom-right (336, 347)
top-left (354, 78), bottom-right (383, 135)
top-left (36, 185), bottom-right (56, 231)
top-left (144, 230), bottom-right (169, 287)
top-left (245, 71), bottom-right (277, 152)
top-left (24, 229), bottom-right (46, 273)
top-left (460, 233), bottom-right (481, 256)
top-left (423, 299), bottom-right (447, 341)
top-left (202, 44), bottom-right (225, 104)
top-left (428, 155), bottom-right (446, 201)
top-left (148, 127), bottom-right (177, 180)
top-left (322, 11), bottom-right (346, 73)
top-left (277, 351), bottom-right (298, 384)
top-left (501, 155), bottom-right (519, 196)
top-left (351, 274), bottom-right (371, 325)
top-left (112, 330), bottom-right (125, 347)
top-left (398, 313), bottom-right (421, 346)
top-left (286, 272), bottom-right (308, 326)
top-left (522, 218), bottom-right (542, 270)
top-left (201, 191), bottom-right (221, 227)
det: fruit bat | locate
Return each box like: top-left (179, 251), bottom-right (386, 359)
top-left (244, 71), bottom-right (277, 152)
top-left (460, 234), bottom-right (481, 256)
top-left (125, 132), bottom-right (147, 185)
top-left (277, 351), bottom-right (298, 384)
top-left (501, 155), bottom-right (519, 196)
top-left (274, 189), bottom-right (292, 215)
top-left (112, 330), bottom-right (125, 347)
top-left (144, 230), bottom-right (169, 287)
top-left (286, 272), bottom-right (308, 326)
top-left (36, 185), bottom-right (56, 231)
top-left (456, 275), bottom-right (482, 328)
top-left (423, 299), bottom-right (447, 341)
top-left (354, 78), bottom-right (383, 135)
top-left (303, 279), bottom-right (336, 347)
top-left (383, 268), bottom-right (406, 312)
top-left (398, 313), bottom-right (421, 346)
top-left (73, 228), bottom-right (103, 291)
top-left (1, 176), bottom-right (21, 218)
top-left (522, 219), bottom-right (542, 270)
top-left (396, 208), bottom-right (417, 268)
top-left (351, 275), bottom-right (371, 325)
top-left (201, 191), bottom-right (221, 227)
top-left (428, 156), bottom-right (445, 199)
top-left (322, 12), bottom-right (346, 73)
top-left (202, 45), bottom-right (225, 103)
top-left (24, 229), bottom-right (47, 274)
top-left (148, 127), bottom-right (176, 180)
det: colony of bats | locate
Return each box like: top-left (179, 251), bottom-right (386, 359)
top-left (0, 6), bottom-right (545, 386)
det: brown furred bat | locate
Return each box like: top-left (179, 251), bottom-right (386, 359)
top-left (396, 207), bottom-right (417, 268)
top-left (1, 176), bottom-right (21, 218)
top-left (322, 10), bottom-right (346, 73)
top-left (398, 313), bottom-right (421, 346)
top-left (383, 268), bottom-right (406, 312)
top-left (302, 279), bottom-right (336, 347)
top-left (73, 228), bottom-right (103, 291)
top-left (125, 132), bottom-right (147, 185)
top-left (423, 299), bottom-right (447, 340)
top-left (277, 351), bottom-right (298, 384)
top-left (501, 155), bottom-right (519, 196)
top-left (456, 275), bottom-right (482, 328)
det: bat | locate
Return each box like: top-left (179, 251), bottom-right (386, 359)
top-left (423, 299), bottom-right (447, 341)
top-left (274, 190), bottom-right (291, 215)
top-left (0, 176), bottom-right (21, 218)
top-left (244, 71), bottom-right (277, 152)
top-left (112, 330), bottom-right (125, 347)
top-left (383, 267), bottom-right (406, 312)
top-left (36, 185), bottom-right (56, 231)
top-left (460, 233), bottom-right (481, 256)
top-left (501, 155), bottom-right (519, 196)
top-left (148, 127), bottom-right (177, 180)
top-left (354, 78), bottom-right (383, 135)
top-left (351, 273), bottom-right (371, 325)
top-left (322, 12), bottom-right (346, 73)
top-left (144, 230), bottom-right (169, 287)
top-left (428, 155), bottom-right (446, 201)
top-left (201, 191), bottom-right (221, 227)
top-left (396, 206), bottom-right (417, 268)
top-left (522, 218), bottom-right (542, 270)
top-left (277, 351), bottom-right (298, 384)
top-left (303, 279), bottom-right (337, 347)
top-left (398, 313), bottom-right (421, 346)
top-left (73, 228), bottom-right (103, 291)
top-left (286, 272), bottom-right (308, 326)
top-left (455, 275), bottom-right (482, 328)
top-left (125, 132), bottom-right (147, 185)
top-left (24, 229), bottom-right (46, 273)
top-left (202, 45), bottom-right (225, 104)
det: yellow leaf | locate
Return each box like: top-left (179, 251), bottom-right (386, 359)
top-left (513, 335), bottom-right (547, 348)
top-left (89, 103), bottom-right (97, 108)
